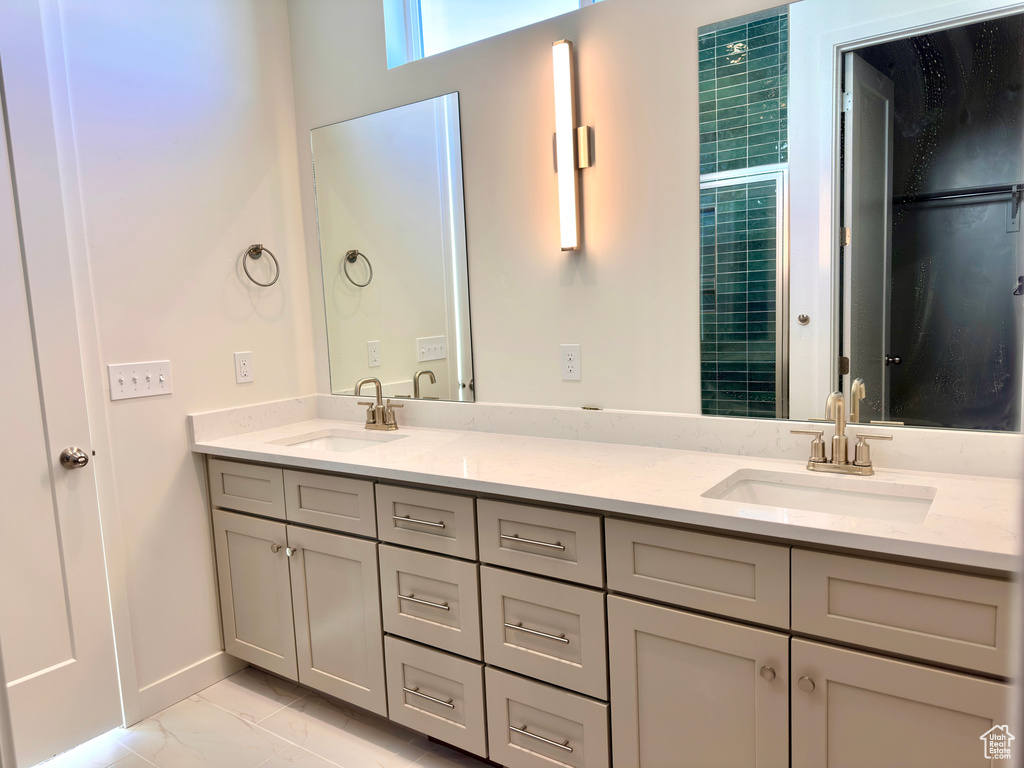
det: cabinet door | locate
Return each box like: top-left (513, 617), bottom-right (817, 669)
top-left (212, 509), bottom-right (297, 680)
top-left (792, 639), bottom-right (1011, 768)
top-left (288, 526), bottom-right (387, 716)
top-left (608, 596), bottom-right (788, 768)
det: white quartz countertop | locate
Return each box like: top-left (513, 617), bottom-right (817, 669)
top-left (191, 418), bottom-right (1021, 573)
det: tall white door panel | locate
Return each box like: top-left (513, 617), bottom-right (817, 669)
top-left (0, 1), bottom-right (122, 764)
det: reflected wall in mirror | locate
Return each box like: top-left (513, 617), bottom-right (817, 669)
top-left (312, 93), bottom-right (474, 401)
top-left (700, 2), bottom-right (1024, 432)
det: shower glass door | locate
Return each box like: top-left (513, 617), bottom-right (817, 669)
top-left (700, 171), bottom-right (787, 418)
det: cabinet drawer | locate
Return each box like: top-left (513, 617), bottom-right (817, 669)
top-left (284, 469), bottom-right (375, 536)
top-left (209, 458), bottom-right (285, 519)
top-left (477, 500), bottom-right (603, 587)
top-left (384, 636), bottom-right (486, 758)
top-left (605, 518), bottom-right (789, 628)
top-left (485, 667), bottom-right (609, 768)
top-left (792, 549), bottom-right (1013, 676)
top-left (376, 485), bottom-right (477, 559)
top-left (380, 545), bottom-right (481, 659)
top-left (481, 567), bottom-right (607, 699)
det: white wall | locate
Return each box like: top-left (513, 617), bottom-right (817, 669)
top-left (288, 0), bottom-right (787, 414)
top-left (50, 0), bottom-right (316, 718)
top-left (314, 98), bottom-right (453, 399)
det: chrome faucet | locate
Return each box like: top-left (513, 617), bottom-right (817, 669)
top-left (413, 370), bottom-right (436, 399)
top-left (792, 390), bottom-right (892, 475)
top-left (354, 377), bottom-right (403, 431)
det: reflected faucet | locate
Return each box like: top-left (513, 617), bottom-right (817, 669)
top-left (849, 378), bottom-right (866, 423)
top-left (354, 377), bottom-right (402, 431)
top-left (413, 370), bottom-right (436, 399)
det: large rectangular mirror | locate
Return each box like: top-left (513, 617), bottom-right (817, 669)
top-left (312, 93), bottom-right (474, 401)
top-left (699, 2), bottom-right (1024, 432)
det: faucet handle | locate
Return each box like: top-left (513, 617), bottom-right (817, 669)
top-left (791, 429), bottom-right (827, 463)
top-left (853, 433), bottom-right (892, 467)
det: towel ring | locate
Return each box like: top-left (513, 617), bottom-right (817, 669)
top-left (344, 249), bottom-right (373, 288)
top-left (243, 244), bottom-right (280, 287)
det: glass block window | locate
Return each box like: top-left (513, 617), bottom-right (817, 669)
top-left (699, 11), bottom-right (789, 174)
top-left (700, 179), bottom-right (780, 418)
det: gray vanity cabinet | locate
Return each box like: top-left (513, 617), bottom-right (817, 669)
top-left (212, 509), bottom-right (297, 680)
top-left (607, 595), bottom-right (789, 768)
top-left (211, 507), bottom-right (387, 717)
top-left (288, 525), bottom-right (386, 716)
top-left (791, 639), bottom-right (1011, 768)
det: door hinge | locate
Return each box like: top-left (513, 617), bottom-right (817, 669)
top-left (838, 356), bottom-right (850, 376)
top-left (842, 92), bottom-right (853, 112)
top-left (840, 227), bottom-right (851, 247)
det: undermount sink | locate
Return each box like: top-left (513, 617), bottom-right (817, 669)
top-left (268, 428), bottom-right (407, 453)
top-left (702, 469), bottom-right (936, 524)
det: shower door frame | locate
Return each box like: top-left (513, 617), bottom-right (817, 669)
top-left (700, 166), bottom-right (790, 419)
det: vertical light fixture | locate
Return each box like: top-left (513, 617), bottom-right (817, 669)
top-left (552, 39), bottom-right (591, 251)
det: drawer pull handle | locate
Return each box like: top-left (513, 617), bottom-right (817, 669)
top-left (399, 593), bottom-right (450, 611)
top-left (403, 686), bottom-right (455, 709)
top-left (393, 514), bottom-right (446, 529)
top-left (500, 533), bottom-right (565, 551)
top-left (510, 724), bottom-right (572, 753)
top-left (504, 621), bottom-right (569, 644)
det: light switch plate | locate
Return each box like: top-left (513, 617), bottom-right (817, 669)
top-left (108, 360), bottom-right (173, 401)
top-left (416, 335), bottom-right (447, 362)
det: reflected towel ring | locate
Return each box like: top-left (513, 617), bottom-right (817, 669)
top-left (243, 244), bottom-right (280, 287)
top-left (344, 249), bottom-right (373, 287)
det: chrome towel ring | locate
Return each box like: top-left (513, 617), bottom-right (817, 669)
top-left (243, 244), bottom-right (280, 287)
top-left (344, 249), bottom-right (373, 287)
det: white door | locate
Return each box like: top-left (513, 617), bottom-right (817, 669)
top-left (0, 6), bottom-right (122, 765)
top-left (842, 52), bottom-right (894, 421)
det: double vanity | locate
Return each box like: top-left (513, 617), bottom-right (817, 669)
top-left (190, 400), bottom-right (1018, 768)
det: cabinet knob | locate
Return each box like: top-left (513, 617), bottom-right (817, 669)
top-left (285, 547), bottom-right (299, 557)
top-left (759, 665), bottom-right (776, 682)
top-left (798, 675), bottom-right (816, 693)
top-left (270, 543), bottom-right (281, 553)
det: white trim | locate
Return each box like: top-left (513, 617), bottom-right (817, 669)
top-left (137, 652), bottom-right (246, 722)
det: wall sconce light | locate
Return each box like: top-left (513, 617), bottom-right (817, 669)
top-left (552, 39), bottom-right (592, 251)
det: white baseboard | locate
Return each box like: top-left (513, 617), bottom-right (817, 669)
top-left (135, 651), bottom-right (246, 723)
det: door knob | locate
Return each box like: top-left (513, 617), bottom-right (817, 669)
top-left (885, 355), bottom-right (902, 366)
top-left (59, 447), bottom-right (89, 469)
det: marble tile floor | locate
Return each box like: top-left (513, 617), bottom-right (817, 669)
top-left (36, 667), bottom-right (494, 768)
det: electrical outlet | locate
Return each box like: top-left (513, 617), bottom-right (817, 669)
top-left (234, 351), bottom-right (254, 383)
top-left (108, 360), bottom-right (173, 401)
top-left (561, 344), bottom-right (581, 381)
top-left (416, 336), bottom-right (447, 362)
top-left (367, 340), bottom-right (381, 368)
